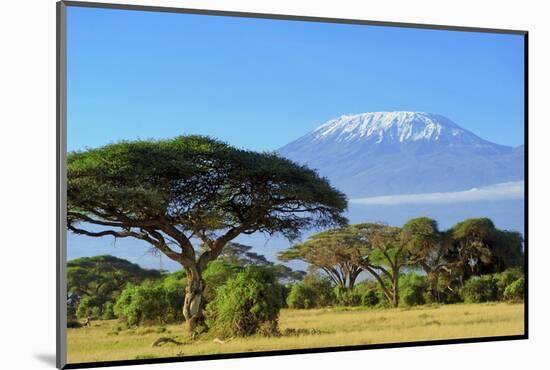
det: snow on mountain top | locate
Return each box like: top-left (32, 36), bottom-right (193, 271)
top-left (312, 111), bottom-right (472, 144)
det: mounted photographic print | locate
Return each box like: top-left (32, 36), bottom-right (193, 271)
top-left (56, 1), bottom-right (528, 368)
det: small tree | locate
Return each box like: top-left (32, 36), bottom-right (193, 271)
top-left (205, 266), bottom-right (283, 337)
top-left (399, 272), bottom-right (428, 306)
top-left (354, 223), bottom-right (407, 307)
top-left (401, 218), bottom-right (449, 302)
top-left (448, 218), bottom-right (495, 282)
top-left (278, 228), bottom-right (364, 291)
top-left (287, 272), bottom-right (335, 308)
top-left (68, 136), bottom-right (347, 333)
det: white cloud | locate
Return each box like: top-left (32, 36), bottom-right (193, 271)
top-left (350, 181), bottom-right (524, 206)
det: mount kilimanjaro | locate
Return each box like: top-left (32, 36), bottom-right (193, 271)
top-left (278, 112), bottom-right (524, 198)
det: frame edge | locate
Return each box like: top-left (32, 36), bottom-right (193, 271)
top-left (57, 1), bottom-right (68, 369)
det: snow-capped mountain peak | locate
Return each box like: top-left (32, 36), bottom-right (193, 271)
top-left (312, 111), bottom-right (471, 144)
top-left (277, 111), bottom-right (522, 198)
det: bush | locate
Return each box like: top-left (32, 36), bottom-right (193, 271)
top-left (400, 273), bottom-right (428, 306)
top-left (101, 302), bottom-right (116, 320)
top-left (287, 284), bottom-right (316, 309)
top-left (334, 286), bottom-right (362, 306)
top-left (503, 277), bottom-right (525, 301)
top-left (76, 296), bottom-right (104, 319)
top-left (202, 261), bottom-right (241, 304)
top-left (360, 289), bottom-right (380, 307)
top-left (287, 273), bottom-right (335, 309)
top-left (114, 279), bottom-right (184, 325)
top-left (205, 266), bottom-right (283, 337)
top-left (460, 275), bottom-right (497, 303)
top-left (305, 273), bottom-right (335, 307)
top-left (493, 268), bottom-right (523, 300)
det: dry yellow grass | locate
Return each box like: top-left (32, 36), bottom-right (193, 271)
top-left (67, 302), bottom-right (524, 364)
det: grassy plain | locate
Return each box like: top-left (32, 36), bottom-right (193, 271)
top-left (67, 302), bottom-right (524, 364)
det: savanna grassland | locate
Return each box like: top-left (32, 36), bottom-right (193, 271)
top-left (67, 302), bottom-right (524, 363)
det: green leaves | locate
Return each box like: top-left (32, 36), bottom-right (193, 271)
top-left (68, 135), bottom-right (348, 266)
top-left (205, 266), bottom-right (283, 337)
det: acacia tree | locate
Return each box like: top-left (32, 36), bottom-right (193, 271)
top-left (67, 136), bottom-right (347, 333)
top-left (280, 223), bottom-right (407, 306)
top-left (278, 228), bottom-right (364, 290)
top-left (353, 223), bottom-right (407, 307)
top-left (213, 242), bottom-right (306, 283)
top-left (447, 218), bottom-right (523, 284)
top-left (401, 217), bottom-right (450, 302)
top-left (447, 218), bottom-right (495, 285)
top-left (215, 242), bottom-right (272, 267)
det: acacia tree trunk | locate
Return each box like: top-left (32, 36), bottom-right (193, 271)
top-left (182, 265), bottom-right (205, 334)
top-left (392, 275), bottom-right (399, 307)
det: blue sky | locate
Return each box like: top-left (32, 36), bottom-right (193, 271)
top-left (67, 6), bottom-right (525, 152)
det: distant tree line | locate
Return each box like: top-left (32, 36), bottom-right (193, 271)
top-left (279, 217), bottom-right (524, 308)
top-left (68, 216), bottom-right (524, 336)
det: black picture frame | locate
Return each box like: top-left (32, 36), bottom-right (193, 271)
top-left (56, 1), bottom-right (528, 368)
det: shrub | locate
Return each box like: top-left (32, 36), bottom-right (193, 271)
top-left (76, 296), bottom-right (104, 319)
top-left (493, 268), bottom-right (523, 300)
top-left (202, 261), bottom-right (241, 304)
top-left (400, 273), bottom-right (428, 306)
top-left (334, 286), bottom-right (362, 306)
top-left (205, 266), bottom-right (283, 337)
top-left (101, 302), bottom-right (116, 320)
top-left (303, 273), bottom-right (335, 307)
top-left (503, 277), bottom-right (525, 302)
top-left (460, 275), bottom-right (497, 303)
top-left (360, 289), bottom-right (380, 307)
top-left (287, 273), bottom-right (335, 309)
top-left (114, 280), bottom-right (184, 325)
top-left (287, 284), bottom-right (316, 309)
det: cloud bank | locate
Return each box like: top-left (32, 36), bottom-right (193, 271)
top-left (350, 181), bottom-right (524, 206)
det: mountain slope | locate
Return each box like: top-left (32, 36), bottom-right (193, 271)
top-left (278, 112), bottom-right (524, 198)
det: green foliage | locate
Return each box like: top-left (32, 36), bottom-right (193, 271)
top-left (202, 261), bottom-right (242, 304)
top-left (67, 255), bottom-right (162, 320)
top-left (449, 218), bottom-right (524, 278)
top-left (216, 243), bottom-right (272, 267)
top-left (460, 275), bottom-right (498, 303)
top-left (102, 302), bottom-right (116, 320)
top-left (278, 227), bottom-right (364, 291)
top-left (334, 286), bottom-right (363, 306)
top-left (304, 273), bottom-right (335, 307)
top-left (68, 135), bottom-right (347, 248)
top-left (287, 284), bottom-right (317, 309)
top-left (286, 272), bottom-right (335, 308)
top-left (114, 278), bottom-right (184, 325)
top-left (399, 273), bottom-right (428, 306)
top-left (503, 277), bottom-right (525, 302)
top-left (76, 296), bottom-right (102, 319)
top-left (493, 268), bottom-right (524, 300)
top-left (360, 289), bottom-right (380, 307)
top-left (206, 266), bottom-right (283, 337)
